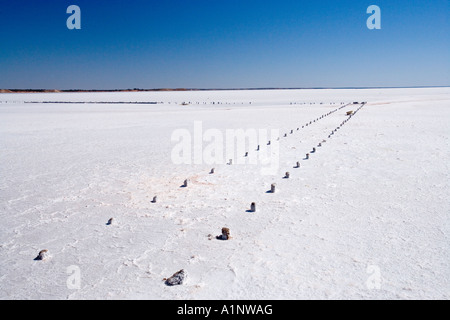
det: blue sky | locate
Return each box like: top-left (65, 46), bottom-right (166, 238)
top-left (0, 0), bottom-right (448, 89)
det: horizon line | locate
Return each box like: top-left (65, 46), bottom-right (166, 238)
top-left (1, 85), bottom-right (449, 93)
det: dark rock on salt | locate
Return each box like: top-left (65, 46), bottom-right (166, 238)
top-left (165, 269), bottom-right (186, 286)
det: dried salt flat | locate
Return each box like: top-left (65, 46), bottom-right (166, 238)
top-left (0, 88), bottom-right (449, 299)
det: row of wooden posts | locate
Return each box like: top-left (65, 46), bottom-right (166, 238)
top-left (35, 102), bottom-right (367, 287)
top-left (290, 102), bottom-right (348, 105)
top-left (151, 102), bottom-right (364, 212)
top-left (165, 101), bottom-right (253, 105)
top-left (151, 102), bottom-right (368, 284)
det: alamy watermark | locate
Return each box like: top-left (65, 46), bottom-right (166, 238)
top-left (367, 5), bottom-right (381, 30)
top-left (66, 5), bottom-right (379, 31)
top-left (67, 5), bottom-right (81, 30)
top-left (66, 265), bottom-right (81, 289)
top-left (171, 121), bottom-right (280, 175)
top-left (365, 264), bottom-right (382, 290)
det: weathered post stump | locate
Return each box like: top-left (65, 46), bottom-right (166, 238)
top-left (35, 249), bottom-right (49, 261)
top-left (216, 227), bottom-right (231, 240)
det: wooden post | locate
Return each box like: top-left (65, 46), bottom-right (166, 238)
top-left (218, 227), bottom-right (231, 240)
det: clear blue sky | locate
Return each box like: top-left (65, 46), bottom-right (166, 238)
top-left (0, 0), bottom-right (448, 89)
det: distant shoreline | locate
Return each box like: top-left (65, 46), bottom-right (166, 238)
top-left (1, 86), bottom-right (448, 93)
